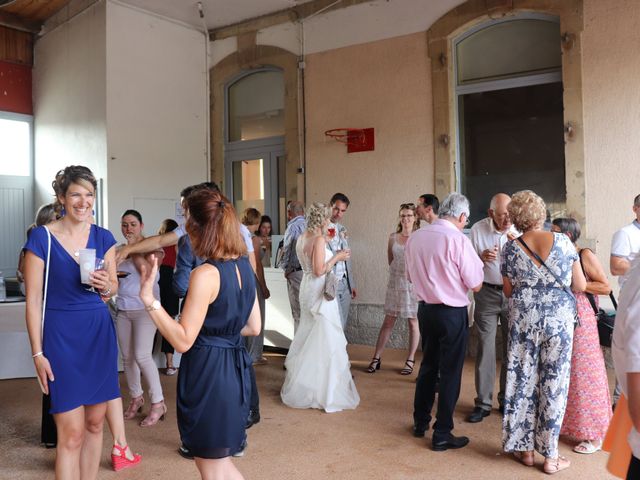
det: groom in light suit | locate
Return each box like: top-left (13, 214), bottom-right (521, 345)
top-left (327, 193), bottom-right (356, 330)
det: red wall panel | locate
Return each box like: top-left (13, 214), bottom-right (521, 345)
top-left (0, 60), bottom-right (32, 115)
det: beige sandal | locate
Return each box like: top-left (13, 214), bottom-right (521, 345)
top-left (543, 455), bottom-right (570, 475)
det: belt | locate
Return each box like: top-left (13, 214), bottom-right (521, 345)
top-left (293, 267), bottom-right (303, 272)
top-left (482, 282), bottom-right (503, 291)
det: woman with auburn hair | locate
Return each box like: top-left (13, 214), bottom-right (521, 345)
top-left (552, 218), bottom-right (612, 454)
top-left (500, 190), bottom-right (586, 474)
top-left (367, 202), bottom-right (420, 375)
top-left (138, 189), bottom-right (260, 480)
top-left (24, 165), bottom-right (121, 479)
top-left (281, 202), bottom-right (360, 412)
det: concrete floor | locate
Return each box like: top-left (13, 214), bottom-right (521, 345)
top-left (0, 345), bottom-right (617, 479)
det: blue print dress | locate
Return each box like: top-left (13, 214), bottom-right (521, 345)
top-left (177, 258), bottom-right (256, 459)
top-left (500, 232), bottom-right (578, 458)
top-left (24, 225), bottom-right (120, 414)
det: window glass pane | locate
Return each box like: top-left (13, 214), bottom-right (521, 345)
top-left (0, 118), bottom-right (30, 176)
top-left (456, 19), bottom-right (561, 85)
top-left (459, 82), bottom-right (566, 223)
top-left (228, 71), bottom-right (284, 142)
top-left (232, 158), bottom-right (265, 214)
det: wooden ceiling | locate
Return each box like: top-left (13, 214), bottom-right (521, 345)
top-left (0, 0), bottom-right (72, 33)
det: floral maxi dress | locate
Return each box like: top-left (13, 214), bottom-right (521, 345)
top-left (500, 233), bottom-right (578, 458)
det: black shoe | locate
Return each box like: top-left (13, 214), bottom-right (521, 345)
top-left (178, 444), bottom-right (194, 460)
top-left (246, 409), bottom-right (260, 429)
top-left (232, 439), bottom-right (247, 458)
top-left (432, 434), bottom-right (470, 451)
top-left (413, 422), bottom-right (428, 438)
top-left (466, 406), bottom-right (490, 423)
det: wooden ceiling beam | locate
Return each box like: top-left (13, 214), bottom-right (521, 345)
top-left (0, 9), bottom-right (41, 33)
top-left (209, 0), bottom-right (371, 41)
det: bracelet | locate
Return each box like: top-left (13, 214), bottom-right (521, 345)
top-left (32, 351), bottom-right (43, 358)
top-left (100, 285), bottom-right (112, 298)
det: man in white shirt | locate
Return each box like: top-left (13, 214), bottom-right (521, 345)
top-left (612, 256), bottom-right (640, 477)
top-left (467, 193), bottom-right (517, 423)
top-left (610, 194), bottom-right (640, 288)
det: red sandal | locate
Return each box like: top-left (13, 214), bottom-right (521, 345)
top-left (111, 444), bottom-right (142, 472)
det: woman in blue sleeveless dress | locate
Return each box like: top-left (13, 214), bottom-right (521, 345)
top-left (24, 166), bottom-right (120, 479)
top-left (138, 189), bottom-right (260, 480)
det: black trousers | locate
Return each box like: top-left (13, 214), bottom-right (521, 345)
top-left (249, 363), bottom-right (259, 411)
top-left (628, 455), bottom-right (640, 480)
top-left (41, 394), bottom-right (57, 445)
top-left (413, 302), bottom-right (469, 440)
top-left (158, 265), bottom-right (180, 355)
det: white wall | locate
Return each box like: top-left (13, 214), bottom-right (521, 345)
top-left (33, 1), bottom-right (108, 209)
top-left (106, 1), bottom-right (209, 234)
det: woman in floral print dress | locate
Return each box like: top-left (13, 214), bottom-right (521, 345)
top-left (500, 191), bottom-right (586, 475)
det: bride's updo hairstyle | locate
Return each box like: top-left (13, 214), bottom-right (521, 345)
top-left (52, 165), bottom-right (98, 216)
top-left (186, 189), bottom-right (247, 261)
top-left (305, 202), bottom-right (330, 232)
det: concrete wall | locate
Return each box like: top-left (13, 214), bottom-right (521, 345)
top-left (33, 1), bottom-right (107, 209)
top-left (582, 0), bottom-right (640, 285)
top-left (304, 32), bottom-right (433, 344)
top-left (106, 1), bottom-right (208, 234)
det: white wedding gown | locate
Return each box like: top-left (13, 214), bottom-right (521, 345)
top-left (280, 241), bottom-right (360, 413)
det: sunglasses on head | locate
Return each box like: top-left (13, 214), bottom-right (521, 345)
top-left (400, 203), bottom-right (415, 210)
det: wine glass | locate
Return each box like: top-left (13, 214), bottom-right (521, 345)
top-left (84, 258), bottom-right (106, 293)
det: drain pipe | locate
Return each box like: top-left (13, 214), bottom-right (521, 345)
top-left (197, 1), bottom-right (212, 181)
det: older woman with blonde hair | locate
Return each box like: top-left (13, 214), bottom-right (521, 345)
top-left (281, 202), bottom-right (360, 412)
top-left (500, 190), bottom-right (586, 474)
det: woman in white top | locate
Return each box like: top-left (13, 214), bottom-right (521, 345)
top-left (116, 210), bottom-right (166, 427)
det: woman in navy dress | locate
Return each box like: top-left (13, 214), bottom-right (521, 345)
top-left (24, 166), bottom-right (120, 479)
top-left (139, 189), bottom-right (260, 480)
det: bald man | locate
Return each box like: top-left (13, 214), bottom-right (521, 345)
top-left (467, 193), bottom-right (518, 423)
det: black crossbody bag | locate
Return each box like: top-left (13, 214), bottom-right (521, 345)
top-left (578, 249), bottom-right (617, 347)
top-left (516, 236), bottom-right (580, 326)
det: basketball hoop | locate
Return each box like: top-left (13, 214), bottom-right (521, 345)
top-left (324, 128), bottom-right (375, 153)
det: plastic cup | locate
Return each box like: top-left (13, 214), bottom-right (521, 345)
top-left (79, 248), bottom-right (96, 284)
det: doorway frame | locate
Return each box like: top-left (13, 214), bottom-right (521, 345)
top-left (427, 0), bottom-right (586, 226)
top-left (452, 13), bottom-right (563, 204)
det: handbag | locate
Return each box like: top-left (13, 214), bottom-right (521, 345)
top-left (36, 226), bottom-right (52, 394)
top-left (516, 237), bottom-right (580, 326)
top-left (578, 250), bottom-right (617, 347)
top-left (324, 270), bottom-right (338, 301)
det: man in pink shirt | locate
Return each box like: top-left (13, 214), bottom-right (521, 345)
top-left (405, 192), bottom-right (484, 451)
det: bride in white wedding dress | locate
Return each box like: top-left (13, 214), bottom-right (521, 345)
top-left (281, 203), bottom-right (360, 413)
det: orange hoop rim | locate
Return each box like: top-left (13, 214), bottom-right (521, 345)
top-left (324, 128), bottom-right (366, 145)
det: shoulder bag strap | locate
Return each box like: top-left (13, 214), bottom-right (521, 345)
top-left (516, 236), bottom-right (575, 298)
top-left (42, 226), bottom-right (52, 338)
top-left (578, 249), bottom-right (599, 316)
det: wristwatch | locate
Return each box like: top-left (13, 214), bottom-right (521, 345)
top-left (145, 300), bottom-right (161, 312)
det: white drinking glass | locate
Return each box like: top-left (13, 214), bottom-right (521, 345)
top-left (79, 248), bottom-right (96, 284)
